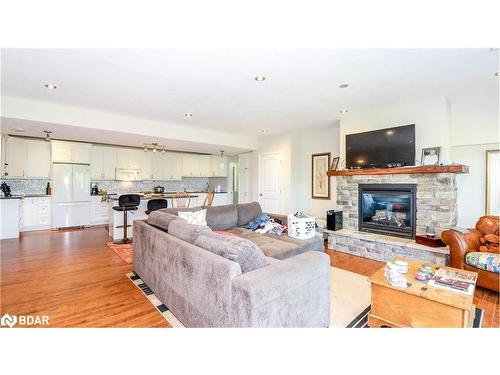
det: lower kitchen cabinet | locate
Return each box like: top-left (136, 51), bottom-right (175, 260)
top-left (20, 197), bottom-right (52, 232)
top-left (90, 196), bottom-right (109, 225)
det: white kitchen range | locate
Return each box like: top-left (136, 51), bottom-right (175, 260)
top-left (0, 136), bottom-right (232, 240)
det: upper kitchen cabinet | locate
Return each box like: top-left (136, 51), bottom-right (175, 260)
top-left (164, 152), bottom-right (182, 180)
top-left (141, 151), bottom-right (153, 181)
top-left (209, 155), bottom-right (228, 177)
top-left (90, 146), bottom-right (117, 180)
top-left (182, 154), bottom-right (200, 177)
top-left (25, 140), bottom-right (51, 178)
top-left (3, 136), bottom-right (26, 177)
top-left (199, 155), bottom-right (211, 177)
top-left (115, 147), bottom-right (143, 169)
top-left (2, 137), bottom-right (51, 178)
top-left (51, 141), bottom-right (90, 164)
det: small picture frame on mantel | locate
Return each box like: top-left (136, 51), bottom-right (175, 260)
top-left (329, 156), bottom-right (340, 172)
top-left (421, 146), bottom-right (441, 166)
top-left (312, 152), bottom-right (331, 200)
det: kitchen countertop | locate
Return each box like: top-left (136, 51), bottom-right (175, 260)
top-left (1, 194), bottom-right (51, 199)
top-left (108, 193), bottom-right (201, 200)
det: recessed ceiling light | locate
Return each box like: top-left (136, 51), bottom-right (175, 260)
top-left (339, 109), bottom-right (349, 114)
top-left (495, 72), bottom-right (499, 77)
top-left (339, 83), bottom-right (349, 88)
top-left (184, 113), bottom-right (193, 117)
top-left (44, 83), bottom-right (57, 89)
top-left (255, 75), bottom-right (266, 82)
top-left (261, 129), bottom-right (268, 133)
top-left (14, 127), bottom-right (25, 132)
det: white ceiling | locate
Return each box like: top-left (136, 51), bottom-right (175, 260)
top-left (1, 48), bottom-right (498, 137)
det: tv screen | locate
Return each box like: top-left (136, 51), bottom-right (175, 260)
top-left (346, 124), bottom-right (415, 169)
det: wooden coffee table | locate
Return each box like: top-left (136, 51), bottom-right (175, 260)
top-left (368, 257), bottom-right (477, 328)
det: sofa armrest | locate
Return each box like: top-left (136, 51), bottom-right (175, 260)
top-left (231, 251), bottom-right (330, 327)
top-left (267, 212), bottom-right (288, 226)
top-left (441, 228), bottom-right (482, 269)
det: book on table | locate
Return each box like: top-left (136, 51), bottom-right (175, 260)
top-left (427, 268), bottom-right (477, 295)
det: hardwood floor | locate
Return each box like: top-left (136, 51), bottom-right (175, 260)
top-left (0, 227), bottom-right (169, 328)
top-left (1, 227), bottom-right (498, 328)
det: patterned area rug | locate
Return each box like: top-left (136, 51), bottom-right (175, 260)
top-left (107, 242), bottom-right (133, 264)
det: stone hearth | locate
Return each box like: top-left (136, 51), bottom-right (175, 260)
top-left (329, 172), bottom-right (458, 264)
top-left (336, 173), bottom-right (458, 235)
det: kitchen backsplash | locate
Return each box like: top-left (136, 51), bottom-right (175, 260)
top-left (0, 179), bottom-right (51, 195)
top-left (0, 177), bottom-right (227, 195)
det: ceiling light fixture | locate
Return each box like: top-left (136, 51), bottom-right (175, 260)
top-left (220, 150), bottom-right (225, 158)
top-left (184, 113), bottom-right (193, 117)
top-left (255, 75), bottom-right (266, 81)
top-left (162, 146), bottom-right (166, 153)
top-left (44, 83), bottom-right (57, 89)
top-left (144, 142), bottom-right (167, 153)
top-left (44, 130), bottom-right (52, 141)
top-left (339, 83), bottom-right (349, 88)
top-left (261, 129), bottom-right (268, 134)
top-left (339, 109), bottom-right (349, 114)
top-left (144, 145), bottom-right (148, 152)
top-left (14, 127), bottom-right (25, 132)
top-left (495, 72), bottom-right (499, 77)
top-left (152, 143), bottom-right (158, 153)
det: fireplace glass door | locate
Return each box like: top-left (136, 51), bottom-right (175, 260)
top-left (358, 184), bottom-right (416, 239)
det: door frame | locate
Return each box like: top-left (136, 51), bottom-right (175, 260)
top-left (258, 151), bottom-right (284, 213)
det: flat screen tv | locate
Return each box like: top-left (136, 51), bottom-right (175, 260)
top-left (346, 124), bottom-right (415, 169)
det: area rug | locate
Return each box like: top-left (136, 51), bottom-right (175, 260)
top-left (126, 267), bottom-right (483, 328)
top-left (107, 242), bottom-right (133, 264)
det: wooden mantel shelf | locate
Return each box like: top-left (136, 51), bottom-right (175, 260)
top-left (327, 164), bottom-right (469, 176)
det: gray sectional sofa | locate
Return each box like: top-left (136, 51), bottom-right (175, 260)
top-left (133, 202), bottom-right (330, 327)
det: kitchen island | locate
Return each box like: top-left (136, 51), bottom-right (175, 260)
top-left (107, 193), bottom-right (200, 241)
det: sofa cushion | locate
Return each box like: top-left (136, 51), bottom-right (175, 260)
top-left (168, 219), bottom-right (212, 244)
top-left (237, 202), bottom-right (263, 227)
top-left (228, 227), bottom-right (324, 260)
top-left (147, 211), bottom-right (180, 231)
top-left (194, 233), bottom-right (268, 273)
top-left (465, 252), bottom-right (500, 273)
top-left (204, 204), bottom-right (238, 231)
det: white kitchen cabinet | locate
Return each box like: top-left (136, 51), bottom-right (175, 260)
top-left (91, 146), bottom-right (117, 180)
top-left (182, 154), bottom-right (200, 177)
top-left (90, 195), bottom-right (109, 225)
top-left (199, 155), bottom-right (211, 177)
top-left (141, 152), bottom-right (153, 181)
top-left (26, 140), bottom-right (51, 178)
top-left (210, 155), bottom-right (228, 177)
top-left (165, 152), bottom-right (183, 180)
top-left (151, 153), bottom-right (166, 180)
top-left (4, 137), bottom-right (26, 177)
top-left (90, 146), bottom-right (104, 180)
top-left (51, 141), bottom-right (90, 164)
top-left (20, 197), bottom-right (52, 231)
top-left (0, 198), bottom-right (21, 239)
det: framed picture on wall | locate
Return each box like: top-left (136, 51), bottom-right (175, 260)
top-left (311, 152), bottom-right (331, 199)
top-left (486, 149), bottom-right (500, 215)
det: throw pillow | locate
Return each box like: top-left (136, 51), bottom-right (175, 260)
top-left (178, 209), bottom-right (207, 225)
top-left (168, 219), bottom-right (212, 244)
top-left (194, 233), bottom-right (268, 273)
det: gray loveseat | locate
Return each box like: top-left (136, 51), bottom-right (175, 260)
top-left (133, 202), bottom-right (330, 327)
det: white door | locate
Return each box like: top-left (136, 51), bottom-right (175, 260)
top-left (259, 152), bottom-right (283, 214)
top-left (52, 164), bottom-right (73, 203)
top-left (72, 164), bottom-right (91, 202)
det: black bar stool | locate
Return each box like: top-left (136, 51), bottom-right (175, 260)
top-left (145, 198), bottom-right (168, 215)
top-left (113, 194), bottom-right (141, 244)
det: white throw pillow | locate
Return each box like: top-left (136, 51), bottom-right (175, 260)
top-left (178, 209), bottom-right (207, 226)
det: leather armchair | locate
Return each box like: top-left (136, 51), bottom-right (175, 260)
top-left (441, 216), bottom-right (499, 292)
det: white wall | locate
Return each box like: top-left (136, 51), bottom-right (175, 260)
top-left (290, 124), bottom-right (340, 217)
top-left (339, 97), bottom-right (451, 163)
top-left (451, 143), bottom-right (500, 228)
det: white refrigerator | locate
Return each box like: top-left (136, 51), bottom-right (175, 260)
top-left (52, 164), bottom-right (91, 228)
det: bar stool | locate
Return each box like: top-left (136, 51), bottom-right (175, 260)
top-left (113, 194), bottom-right (141, 244)
top-left (145, 198), bottom-right (168, 215)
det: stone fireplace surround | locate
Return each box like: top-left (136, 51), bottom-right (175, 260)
top-left (326, 172), bottom-right (460, 265)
